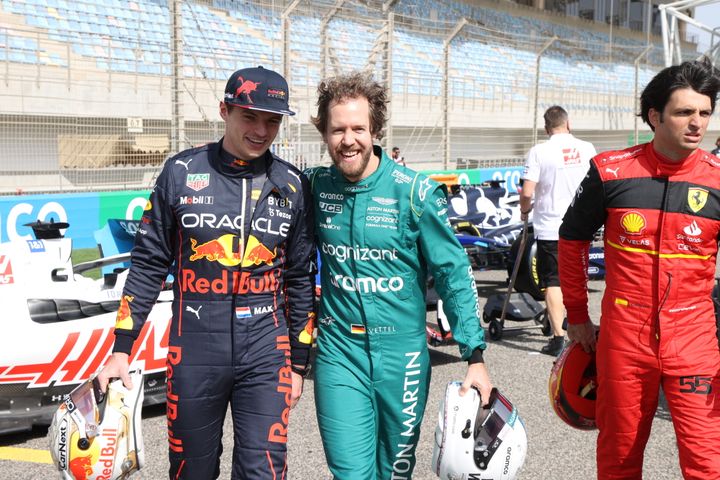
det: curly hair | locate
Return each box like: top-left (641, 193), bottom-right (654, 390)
top-left (311, 71), bottom-right (388, 139)
top-left (640, 57), bottom-right (720, 131)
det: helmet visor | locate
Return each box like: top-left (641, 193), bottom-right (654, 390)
top-left (473, 389), bottom-right (518, 469)
top-left (66, 379), bottom-right (102, 438)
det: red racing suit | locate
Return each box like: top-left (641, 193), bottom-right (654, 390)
top-left (559, 143), bottom-right (720, 479)
top-left (111, 140), bottom-right (316, 479)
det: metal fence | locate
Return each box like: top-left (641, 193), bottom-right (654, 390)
top-left (0, 0), bottom-right (716, 194)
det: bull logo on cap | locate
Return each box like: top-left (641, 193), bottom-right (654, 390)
top-left (235, 76), bottom-right (261, 104)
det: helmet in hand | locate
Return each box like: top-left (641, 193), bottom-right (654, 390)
top-left (49, 370), bottom-right (145, 480)
top-left (432, 382), bottom-right (527, 479)
top-left (548, 341), bottom-right (597, 430)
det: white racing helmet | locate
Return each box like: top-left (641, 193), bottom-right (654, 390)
top-left (49, 370), bottom-right (145, 480)
top-left (432, 382), bottom-right (527, 480)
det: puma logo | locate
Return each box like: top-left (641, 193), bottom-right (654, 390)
top-left (288, 170), bottom-right (302, 183)
top-left (605, 167), bottom-right (619, 178)
top-left (185, 305), bottom-right (202, 319)
top-left (175, 158), bottom-right (193, 170)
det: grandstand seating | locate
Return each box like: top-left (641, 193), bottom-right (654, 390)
top-left (0, 0), bottom-right (680, 108)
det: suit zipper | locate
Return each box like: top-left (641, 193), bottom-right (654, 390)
top-left (231, 177), bottom-right (249, 364)
top-left (655, 177), bottom-right (671, 341)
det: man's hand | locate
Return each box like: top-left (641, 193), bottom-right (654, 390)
top-left (567, 320), bottom-right (597, 353)
top-left (96, 352), bottom-right (132, 392)
top-left (459, 362), bottom-right (493, 406)
top-left (290, 371), bottom-right (304, 409)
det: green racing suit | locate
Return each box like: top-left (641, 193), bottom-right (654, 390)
top-left (306, 147), bottom-right (487, 479)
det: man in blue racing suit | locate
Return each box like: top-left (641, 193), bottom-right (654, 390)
top-left (98, 66), bottom-right (316, 479)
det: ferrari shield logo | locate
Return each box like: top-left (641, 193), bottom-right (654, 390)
top-left (688, 188), bottom-right (708, 213)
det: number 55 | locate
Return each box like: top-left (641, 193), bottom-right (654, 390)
top-left (679, 375), bottom-right (712, 395)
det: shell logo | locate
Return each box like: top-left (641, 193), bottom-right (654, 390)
top-left (620, 211), bottom-right (646, 235)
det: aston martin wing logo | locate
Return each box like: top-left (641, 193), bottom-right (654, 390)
top-left (688, 188), bottom-right (708, 213)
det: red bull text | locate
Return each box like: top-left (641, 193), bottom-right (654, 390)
top-left (268, 335), bottom-right (292, 444)
top-left (167, 345), bottom-right (183, 454)
top-left (180, 268), bottom-right (280, 294)
top-left (95, 428), bottom-right (118, 480)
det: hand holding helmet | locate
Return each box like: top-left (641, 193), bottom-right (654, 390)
top-left (49, 370), bottom-right (145, 480)
top-left (567, 320), bottom-right (597, 353)
top-left (548, 340), bottom-right (598, 430)
top-left (96, 352), bottom-right (133, 393)
top-left (432, 382), bottom-right (527, 479)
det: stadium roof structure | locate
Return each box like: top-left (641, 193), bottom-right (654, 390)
top-left (659, 0), bottom-right (720, 65)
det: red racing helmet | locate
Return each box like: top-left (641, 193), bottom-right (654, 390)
top-left (548, 341), bottom-right (597, 430)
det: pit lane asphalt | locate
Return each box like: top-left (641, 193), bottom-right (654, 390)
top-left (0, 270), bottom-right (682, 479)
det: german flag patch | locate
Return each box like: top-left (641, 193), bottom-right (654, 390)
top-left (351, 324), bottom-right (366, 334)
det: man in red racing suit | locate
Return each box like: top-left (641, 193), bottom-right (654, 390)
top-left (559, 58), bottom-right (720, 479)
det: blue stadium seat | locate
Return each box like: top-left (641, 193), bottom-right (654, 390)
top-left (0, 0), bottom-right (674, 110)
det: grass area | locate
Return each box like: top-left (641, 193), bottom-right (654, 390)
top-left (72, 247), bottom-right (102, 279)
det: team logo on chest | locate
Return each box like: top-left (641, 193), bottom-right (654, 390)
top-left (620, 211), bottom-right (646, 235)
top-left (688, 188), bottom-right (708, 213)
top-left (319, 201), bottom-right (343, 214)
top-left (186, 173), bottom-right (210, 192)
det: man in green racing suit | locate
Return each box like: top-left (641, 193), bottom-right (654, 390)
top-left (306, 72), bottom-right (493, 479)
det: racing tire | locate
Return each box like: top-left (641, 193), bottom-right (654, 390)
top-left (507, 229), bottom-right (543, 301)
top-left (488, 319), bottom-right (503, 341)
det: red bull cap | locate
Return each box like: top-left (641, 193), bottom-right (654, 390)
top-left (224, 66), bottom-right (295, 116)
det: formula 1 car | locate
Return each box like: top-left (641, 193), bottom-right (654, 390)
top-left (0, 219), bottom-right (171, 435)
top-left (447, 181), bottom-right (522, 270)
top-left (444, 179), bottom-right (606, 283)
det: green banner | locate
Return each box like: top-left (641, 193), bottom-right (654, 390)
top-left (97, 190), bottom-right (151, 227)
